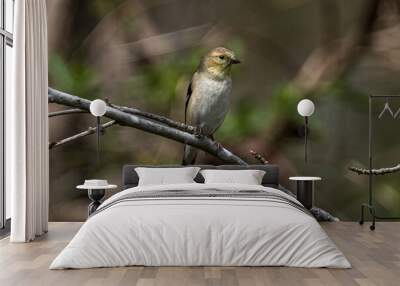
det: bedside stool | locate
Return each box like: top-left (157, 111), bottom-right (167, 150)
top-left (77, 180), bottom-right (117, 216)
top-left (289, 176), bottom-right (321, 209)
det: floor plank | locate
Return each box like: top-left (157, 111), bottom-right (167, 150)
top-left (0, 222), bottom-right (399, 286)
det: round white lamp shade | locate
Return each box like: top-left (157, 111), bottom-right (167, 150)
top-left (297, 99), bottom-right (315, 117)
top-left (90, 99), bottom-right (107, 117)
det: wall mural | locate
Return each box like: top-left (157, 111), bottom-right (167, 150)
top-left (47, 0), bottom-right (400, 222)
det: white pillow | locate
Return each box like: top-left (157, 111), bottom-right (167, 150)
top-left (135, 167), bottom-right (200, 186)
top-left (200, 169), bottom-right (266, 185)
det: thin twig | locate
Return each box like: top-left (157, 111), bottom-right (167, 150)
top-left (49, 120), bottom-right (117, 149)
top-left (49, 109), bottom-right (89, 117)
top-left (349, 164), bottom-right (400, 175)
top-left (250, 149), bottom-right (269, 164)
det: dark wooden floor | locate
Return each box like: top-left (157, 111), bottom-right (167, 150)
top-left (0, 222), bottom-right (399, 286)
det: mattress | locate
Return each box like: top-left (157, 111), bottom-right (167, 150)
top-left (50, 183), bottom-right (350, 269)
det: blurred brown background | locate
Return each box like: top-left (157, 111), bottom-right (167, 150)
top-left (47, 0), bottom-right (400, 221)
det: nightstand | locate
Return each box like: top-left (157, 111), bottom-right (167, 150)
top-left (77, 180), bottom-right (117, 216)
top-left (289, 176), bottom-right (321, 209)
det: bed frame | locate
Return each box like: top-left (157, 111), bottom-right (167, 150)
top-left (122, 164), bottom-right (281, 190)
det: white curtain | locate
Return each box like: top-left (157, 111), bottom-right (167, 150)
top-left (6, 0), bottom-right (49, 242)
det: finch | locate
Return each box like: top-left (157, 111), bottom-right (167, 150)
top-left (182, 47), bottom-right (240, 165)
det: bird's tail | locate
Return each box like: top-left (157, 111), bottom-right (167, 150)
top-left (182, 145), bottom-right (198, 165)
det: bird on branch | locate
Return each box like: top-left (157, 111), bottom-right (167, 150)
top-left (182, 47), bottom-right (240, 165)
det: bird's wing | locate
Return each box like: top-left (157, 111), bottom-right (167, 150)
top-left (184, 74), bottom-right (195, 124)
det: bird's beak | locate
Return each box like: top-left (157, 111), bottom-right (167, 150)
top-left (231, 58), bottom-right (241, 64)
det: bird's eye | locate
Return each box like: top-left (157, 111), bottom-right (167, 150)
top-left (219, 55), bottom-right (225, 60)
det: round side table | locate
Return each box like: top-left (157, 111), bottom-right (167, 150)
top-left (77, 183), bottom-right (117, 216)
top-left (289, 176), bottom-right (322, 209)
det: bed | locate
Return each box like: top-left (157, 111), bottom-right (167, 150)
top-left (50, 165), bottom-right (350, 269)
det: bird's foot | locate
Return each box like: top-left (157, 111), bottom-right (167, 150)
top-left (194, 127), bottom-right (205, 138)
top-left (207, 135), bottom-right (222, 150)
top-left (211, 139), bottom-right (223, 151)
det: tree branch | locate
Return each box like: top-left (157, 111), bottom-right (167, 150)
top-left (49, 109), bottom-right (89, 117)
top-left (349, 164), bottom-right (400, 175)
top-left (49, 120), bottom-right (117, 149)
top-left (48, 87), bottom-right (248, 165)
top-left (106, 101), bottom-right (197, 134)
top-left (250, 149), bottom-right (269, 164)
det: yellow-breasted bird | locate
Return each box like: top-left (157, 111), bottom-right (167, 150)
top-left (182, 47), bottom-right (240, 165)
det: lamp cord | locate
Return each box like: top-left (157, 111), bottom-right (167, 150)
top-left (305, 116), bottom-right (308, 163)
top-left (97, 116), bottom-right (101, 165)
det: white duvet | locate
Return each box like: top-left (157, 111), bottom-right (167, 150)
top-left (50, 183), bottom-right (350, 269)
